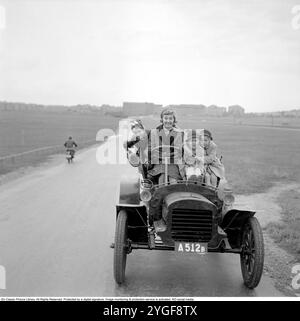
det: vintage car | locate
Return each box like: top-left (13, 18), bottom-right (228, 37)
top-left (111, 145), bottom-right (264, 289)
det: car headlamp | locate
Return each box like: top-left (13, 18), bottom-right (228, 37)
top-left (224, 192), bottom-right (235, 205)
top-left (140, 189), bottom-right (152, 202)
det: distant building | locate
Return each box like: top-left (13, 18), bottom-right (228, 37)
top-left (123, 102), bottom-right (162, 116)
top-left (206, 105), bottom-right (227, 116)
top-left (228, 105), bottom-right (245, 116)
top-left (281, 109), bottom-right (300, 117)
top-left (99, 105), bottom-right (122, 117)
top-left (164, 104), bottom-right (207, 117)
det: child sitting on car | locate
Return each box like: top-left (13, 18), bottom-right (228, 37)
top-left (183, 129), bottom-right (205, 181)
top-left (183, 129), bottom-right (224, 187)
top-left (203, 129), bottom-right (225, 187)
top-left (123, 119), bottom-right (152, 176)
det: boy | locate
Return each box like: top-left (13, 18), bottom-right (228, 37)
top-left (123, 119), bottom-right (151, 176)
top-left (203, 129), bottom-right (225, 187)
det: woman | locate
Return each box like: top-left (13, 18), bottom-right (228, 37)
top-left (147, 108), bottom-right (185, 184)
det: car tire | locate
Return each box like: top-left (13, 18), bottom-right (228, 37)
top-left (240, 217), bottom-right (264, 289)
top-left (113, 210), bottom-right (128, 284)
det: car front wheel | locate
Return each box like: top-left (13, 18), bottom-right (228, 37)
top-left (240, 217), bottom-right (264, 289)
top-left (113, 210), bottom-right (128, 284)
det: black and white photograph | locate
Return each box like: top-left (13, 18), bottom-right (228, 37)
top-left (0, 0), bottom-right (300, 303)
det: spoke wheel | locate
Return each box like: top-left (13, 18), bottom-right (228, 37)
top-left (113, 210), bottom-right (128, 284)
top-left (240, 217), bottom-right (264, 289)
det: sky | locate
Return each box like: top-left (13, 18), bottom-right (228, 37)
top-left (0, 0), bottom-right (300, 112)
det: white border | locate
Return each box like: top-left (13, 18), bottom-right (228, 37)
top-left (0, 296), bottom-right (299, 301)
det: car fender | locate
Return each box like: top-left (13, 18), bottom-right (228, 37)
top-left (116, 173), bottom-right (142, 210)
top-left (117, 173), bottom-right (141, 205)
top-left (116, 174), bottom-right (148, 243)
top-left (221, 209), bottom-right (255, 230)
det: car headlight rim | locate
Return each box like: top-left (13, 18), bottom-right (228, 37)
top-left (224, 194), bottom-right (235, 205)
top-left (140, 189), bottom-right (152, 202)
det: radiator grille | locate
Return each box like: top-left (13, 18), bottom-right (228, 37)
top-left (171, 208), bottom-right (213, 242)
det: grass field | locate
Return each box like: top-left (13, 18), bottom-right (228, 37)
top-left (266, 189), bottom-right (300, 260)
top-left (0, 110), bottom-right (120, 175)
top-left (0, 110), bottom-right (120, 157)
top-left (220, 115), bottom-right (300, 129)
top-left (179, 115), bottom-right (300, 129)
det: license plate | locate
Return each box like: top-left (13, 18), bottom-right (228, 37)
top-left (175, 242), bottom-right (207, 254)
